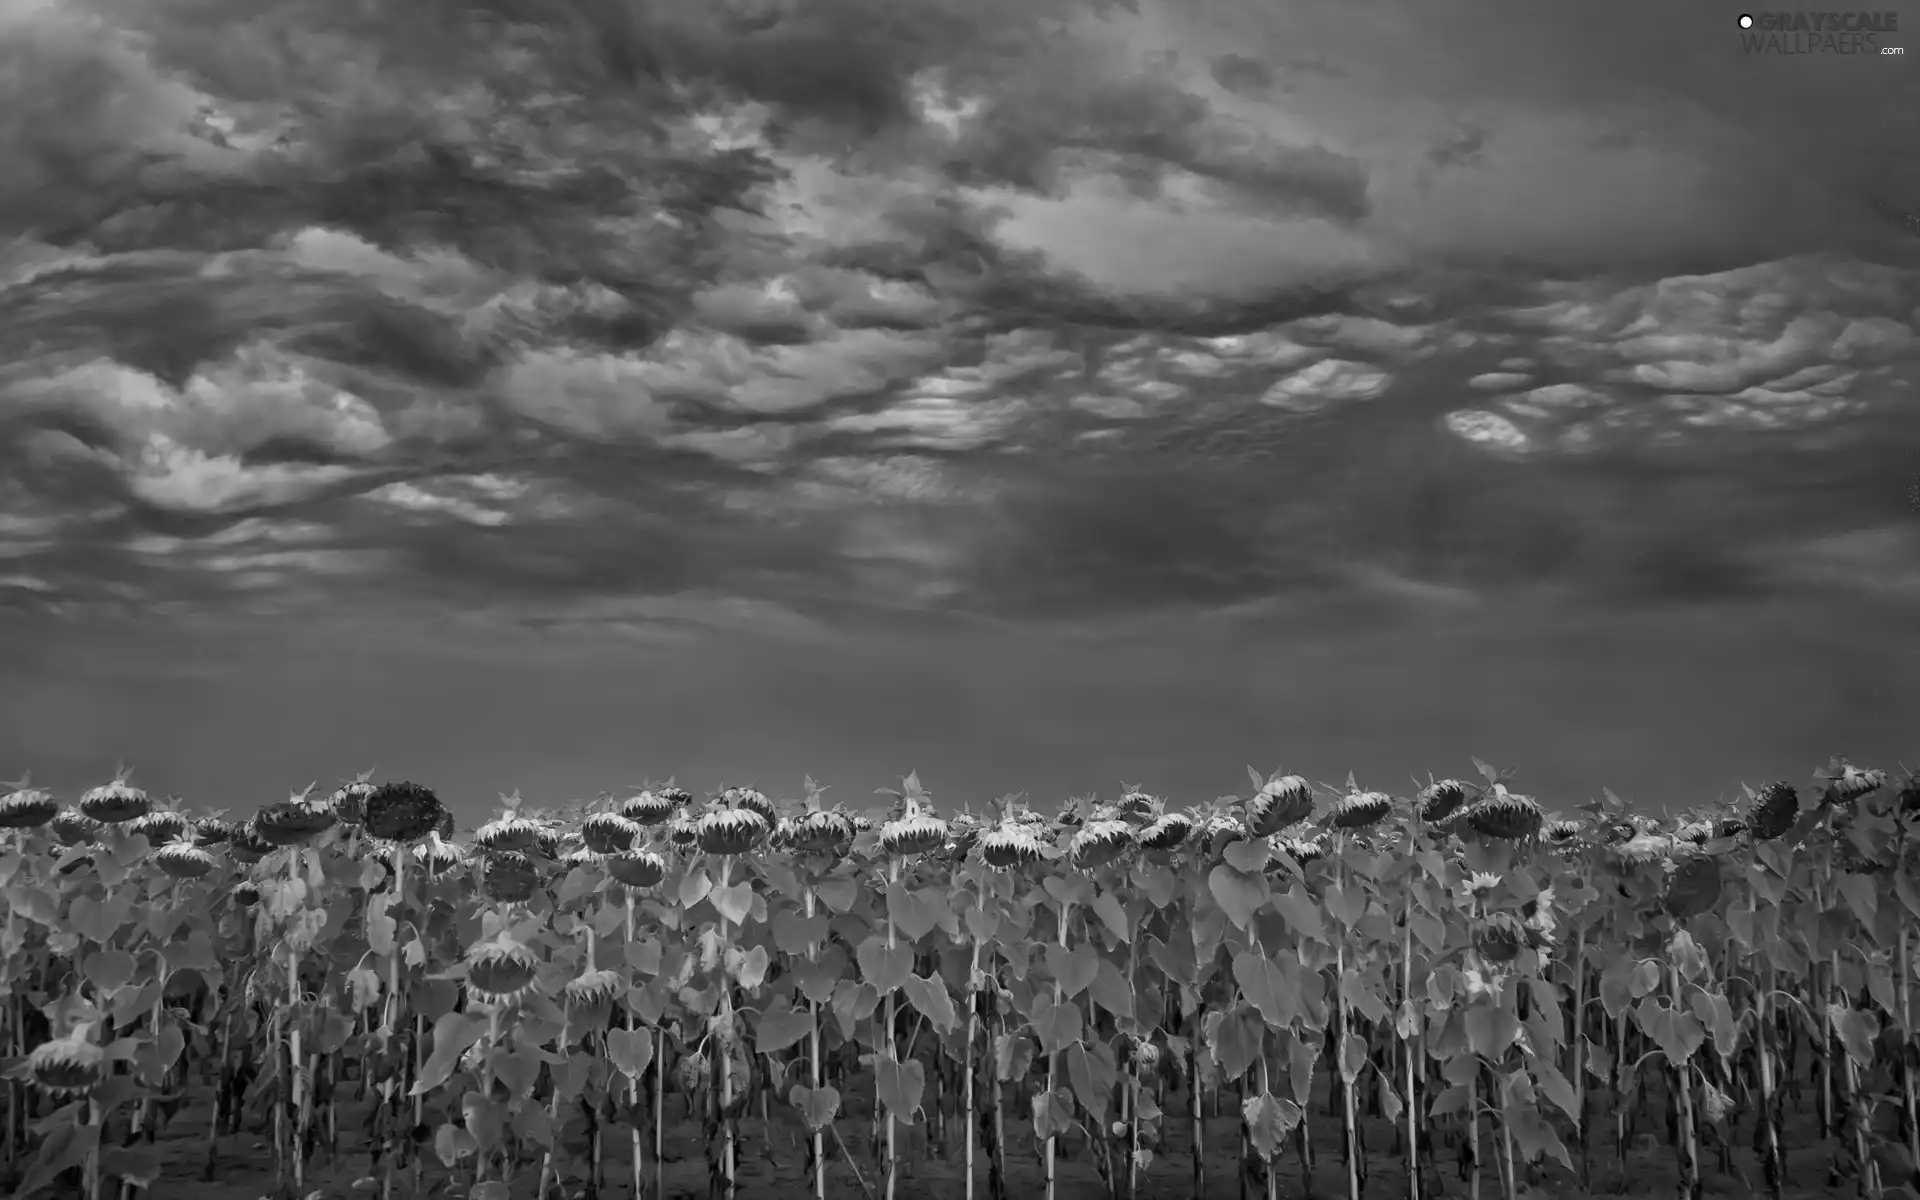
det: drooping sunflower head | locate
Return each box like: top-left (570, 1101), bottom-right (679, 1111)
top-left (582, 812), bottom-right (642, 855)
top-left (878, 796), bottom-right (948, 858)
top-left (606, 849), bottom-right (668, 889)
top-left (1244, 776), bottom-right (1315, 838)
top-left (696, 802), bottom-right (770, 856)
top-left (619, 789), bottom-right (680, 827)
top-left (1068, 818), bottom-right (1134, 870)
top-left (0, 781), bottom-right (58, 830)
top-left (564, 967), bottom-right (625, 1009)
top-left (254, 785), bottom-right (338, 846)
top-left (720, 787), bottom-right (778, 825)
top-left (1137, 811), bottom-right (1193, 851)
top-left (1750, 781), bottom-right (1799, 841)
top-left (79, 770), bottom-right (150, 825)
top-left (977, 821), bottom-right (1044, 868)
top-left (464, 936), bottom-right (542, 1006)
top-left (152, 842), bottom-right (218, 881)
top-left (412, 832), bottom-right (466, 878)
top-left (1330, 790), bottom-right (1393, 831)
top-left (1472, 911), bottom-right (1526, 965)
top-left (128, 810), bottom-right (192, 847)
top-left (1822, 760), bottom-right (1886, 805)
top-left (361, 781), bottom-right (446, 844)
top-left (193, 817), bottom-right (234, 846)
top-left (49, 809), bottom-right (101, 847)
top-left (26, 1024), bottom-right (105, 1098)
top-left (226, 820), bottom-right (276, 863)
top-left (1416, 779), bottom-right (1471, 824)
top-left (1460, 788), bottom-right (1543, 842)
top-left (474, 812), bottom-right (545, 854)
top-left (1277, 834), bottom-right (1327, 866)
top-left (481, 850), bottom-right (542, 903)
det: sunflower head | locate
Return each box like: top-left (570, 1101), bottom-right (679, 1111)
top-left (1068, 818), bottom-right (1134, 870)
top-left (1137, 811), bottom-right (1193, 851)
top-left (0, 781), bottom-right (58, 830)
top-left (474, 812), bottom-right (545, 854)
top-left (879, 795), bottom-right (949, 858)
top-left (464, 936), bottom-right (542, 1005)
top-left (1460, 788), bottom-right (1543, 842)
top-left (412, 832), bottom-right (466, 878)
top-left (128, 810), bottom-right (192, 847)
top-left (696, 804), bottom-right (770, 856)
top-left (977, 822), bottom-right (1044, 869)
top-left (49, 809), bottom-right (101, 847)
top-left (1244, 775), bottom-right (1315, 837)
top-left (564, 968), bottom-right (625, 1008)
top-left (361, 781), bottom-right (446, 844)
top-left (582, 812), bottom-right (641, 855)
top-left (254, 785), bottom-right (338, 846)
top-left (606, 849), bottom-right (668, 889)
top-left (1750, 781), bottom-right (1799, 841)
top-left (26, 1025), bottom-right (105, 1097)
top-left (1416, 779), bottom-right (1471, 824)
top-left (193, 817), bottom-right (234, 846)
top-left (79, 769), bottom-right (150, 825)
top-left (152, 843), bottom-right (218, 881)
top-left (1330, 790), bottom-right (1393, 831)
top-left (482, 851), bottom-right (542, 903)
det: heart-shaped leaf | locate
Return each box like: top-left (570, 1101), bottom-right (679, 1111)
top-left (856, 939), bottom-right (914, 994)
top-left (874, 1056), bottom-right (925, 1119)
top-left (606, 1028), bottom-right (654, 1079)
top-left (710, 883), bottom-right (754, 926)
top-left (678, 868), bottom-right (712, 910)
top-left (772, 909), bottom-right (830, 956)
top-left (434, 1123), bottom-right (478, 1167)
top-left (885, 884), bottom-right (941, 941)
top-left (1208, 865), bottom-right (1268, 930)
top-left (84, 949), bottom-right (137, 996)
top-left (1044, 943), bottom-right (1100, 1000)
top-left (756, 999), bottom-right (815, 1054)
top-left (900, 973), bottom-right (958, 1033)
top-left (788, 1084), bottom-right (842, 1130)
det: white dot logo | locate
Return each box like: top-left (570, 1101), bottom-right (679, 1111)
top-left (1738, 13), bottom-right (1754, 27)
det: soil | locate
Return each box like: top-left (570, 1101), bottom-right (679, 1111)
top-left (15, 1073), bottom-right (1868, 1200)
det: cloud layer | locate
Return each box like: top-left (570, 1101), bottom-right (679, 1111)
top-left (2, 0), bottom-right (1920, 804)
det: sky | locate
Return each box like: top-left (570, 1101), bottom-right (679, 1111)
top-left (2, 0), bottom-right (1920, 821)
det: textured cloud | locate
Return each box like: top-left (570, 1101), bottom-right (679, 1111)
top-left (0, 0), bottom-right (1915, 648)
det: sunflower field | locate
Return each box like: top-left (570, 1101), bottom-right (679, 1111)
top-left (0, 757), bottom-right (1917, 1200)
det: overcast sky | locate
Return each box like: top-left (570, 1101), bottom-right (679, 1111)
top-left (2, 0), bottom-right (1918, 819)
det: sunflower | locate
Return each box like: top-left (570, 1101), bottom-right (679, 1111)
top-left (464, 937), bottom-right (542, 1005)
top-left (1750, 782), bottom-right (1799, 841)
top-left (582, 812), bottom-right (642, 855)
top-left (152, 843), bottom-right (218, 880)
top-left (0, 781), bottom-right (58, 830)
top-left (1416, 780), bottom-right (1471, 824)
top-left (1330, 790), bottom-right (1392, 830)
top-left (696, 802), bottom-right (770, 857)
top-left (1137, 811), bottom-right (1194, 851)
top-left (362, 781), bottom-right (446, 844)
top-left (977, 823), bottom-right (1044, 868)
top-left (606, 849), bottom-right (668, 889)
top-left (1068, 818), bottom-right (1134, 869)
top-left (254, 787), bottom-right (338, 846)
top-left (26, 1025), bottom-right (105, 1097)
top-left (1244, 776), bottom-right (1314, 837)
top-left (878, 797), bottom-right (948, 858)
top-left (49, 810), bottom-right (100, 846)
top-left (79, 773), bottom-right (150, 824)
top-left (128, 811), bottom-right (191, 846)
top-left (1460, 789), bottom-right (1543, 841)
top-left (482, 851), bottom-right (542, 903)
top-left (474, 812), bottom-right (545, 854)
